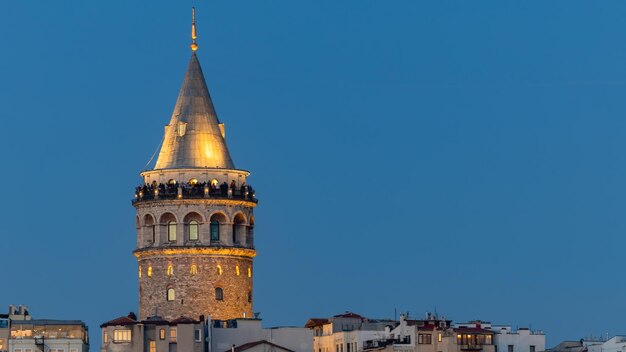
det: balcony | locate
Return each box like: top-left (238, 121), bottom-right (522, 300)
top-left (363, 337), bottom-right (411, 351)
top-left (133, 182), bottom-right (257, 204)
top-left (460, 345), bottom-right (484, 351)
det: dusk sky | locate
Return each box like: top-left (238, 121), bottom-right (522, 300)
top-left (2, 1), bottom-right (626, 346)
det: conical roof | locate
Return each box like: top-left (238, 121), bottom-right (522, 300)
top-left (154, 52), bottom-right (235, 170)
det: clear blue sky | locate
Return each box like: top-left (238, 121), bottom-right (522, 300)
top-left (1, 1), bottom-right (625, 346)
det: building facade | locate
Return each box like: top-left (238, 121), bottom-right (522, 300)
top-left (1, 305), bottom-right (89, 352)
top-left (101, 313), bottom-right (312, 352)
top-left (132, 9), bottom-right (257, 322)
top-left (307, 313), bottom-right (545, 352)
top-left (306, 312), bottom-right (400, 352)
top-left (101, 314), bottom-right (205, 352)
top-left (489, 326), bottom-right (545, 352)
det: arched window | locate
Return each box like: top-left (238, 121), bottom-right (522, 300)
top-left (216, 265), bottom-right (223, 275)
top-left (190, 265), bottom-right (198, 275)
top-left (210, 221), bottom-right (219, 242)
top-left (215, 287), bottom-right (224, 301)
top-left (144, 214), bottom-right (156, 244)
top-left (189, 178), bottom-right (198, 185)
top-left (147, 266), bottom-right (153, 277)
top-left (167, 288), bottom-right (175, 301)
top-left (189, 220), bottom-right (199, 241)
top-left (167, 265), bottom-right (174, 276)
top-left (233, 213), bottom-right (246, 245)
top-left (168, 221), bottom-right (177, 242)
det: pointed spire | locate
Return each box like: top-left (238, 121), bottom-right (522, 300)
top-left (190, 7), bottom-right (198, 52)
top-left (153, 16), bottom-right (235, 170)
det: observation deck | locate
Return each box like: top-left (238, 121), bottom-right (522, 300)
top-left (133, 182), bottom-right (258, 204)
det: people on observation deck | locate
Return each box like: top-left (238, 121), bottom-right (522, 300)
top-left (134, 179), bottom-right (256, 202)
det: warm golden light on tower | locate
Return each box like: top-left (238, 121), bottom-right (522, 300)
top-left (134, 9), bottom-right (256, 321)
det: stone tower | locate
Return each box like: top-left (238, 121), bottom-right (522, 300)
top-left (133, 10), bottom-right (256, 321)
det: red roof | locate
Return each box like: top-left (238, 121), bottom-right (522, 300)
top-left (333, 312), bottom-right (364, 319)
top-left (142, 318), bottom-right (170, 325)
top-left (226, 340), bottom-right (294, 352)
top-left (100, 316), bottom-right (137, 328)
top-left (417, 325), bottom-right (436, 331)
top-left (170, 316), bottom-right (200, 325)
top-left (305, 318), bottom-right (329, 328)
top-left (454, 328), bottom-right (494, 334)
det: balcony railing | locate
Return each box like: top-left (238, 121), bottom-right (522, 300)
top-left (133, 183), bottom-right (257, 204)
top-left (363, 338), bottom-right (410, 351)
top-left (460, 345), bottom-right (484, 351)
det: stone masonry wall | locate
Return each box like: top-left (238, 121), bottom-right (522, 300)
top-left (138, 254), bottom-right (253, 321)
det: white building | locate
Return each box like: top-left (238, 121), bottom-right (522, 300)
top-left (489, 326), bottom-right (545, 352)
top-left (306, 312), bottom-right (399, 352)
top-left (585, 336), bottom-right (626, 352)
top-left (453, 322), bottom-right (545, 352)
top-left (211, 318), bottom-right (312, 352)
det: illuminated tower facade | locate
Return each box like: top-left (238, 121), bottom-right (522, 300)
top-left (133, 9), bottom-right (256, 321)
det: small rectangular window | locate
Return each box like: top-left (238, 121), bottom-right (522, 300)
top-left (170, 327), bottom-right (177, 342)
top-left (160, 328), bottom-right (166, 340)
top-left (508, 345), bottom-right (514, 352)
top-left (210, 222), bottom-right (219, 241)
top-left (0, 338), bottom-right (4, 349)
top-left (530, 346), bottom-right (536, 352)
top-left (15, 349), bottom-right (22, 352)
top-left (419, 334), bottom-right (432, 344)
top-left (195, 329), bottom-right (202, 342)
top-left (103, 330), bottom-right (109, 343)
top-left (168, 222), bottom-right (177, 242)
top-left (150, 340), bottom-right (156, 352)
top-left (438, 333), bottom-right (442, 342)
top-left (70, 349), bottom-right (78, 352)
top-left (25, 349), bottom-right (33, 352)
top-left (189, 222), bottom-right (199, 241)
